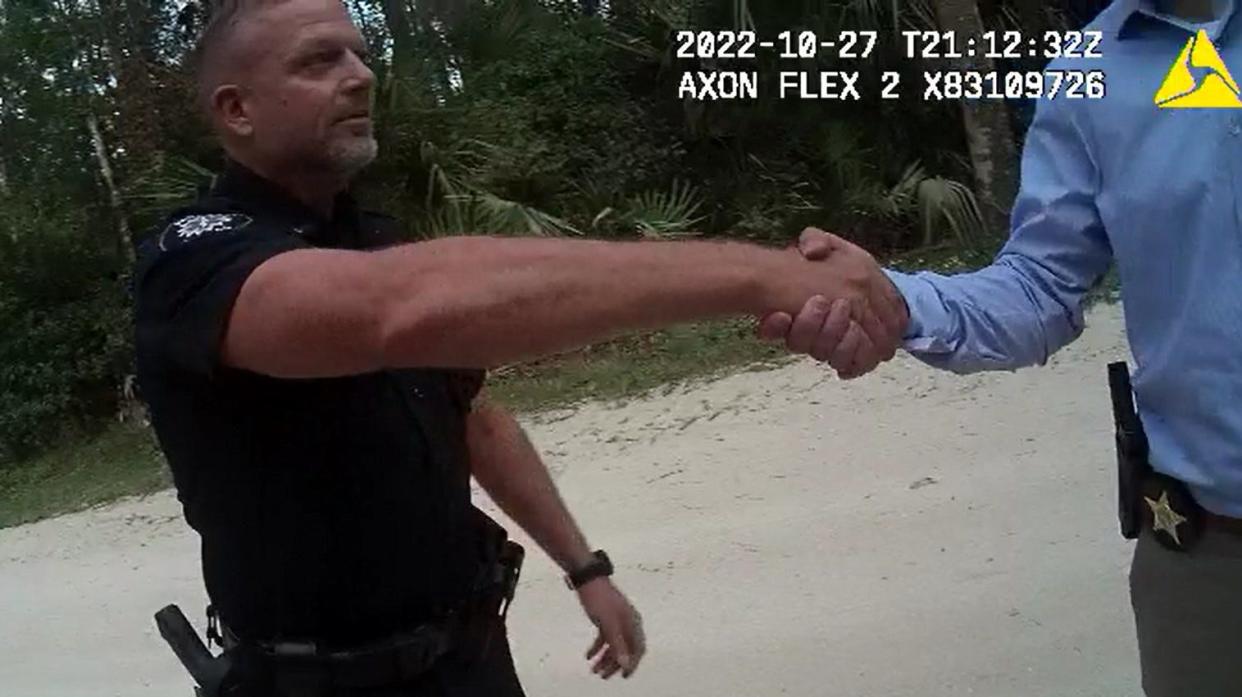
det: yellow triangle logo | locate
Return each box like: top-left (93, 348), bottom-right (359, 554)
top-left (1155, 29), bottom-right (1242, 108)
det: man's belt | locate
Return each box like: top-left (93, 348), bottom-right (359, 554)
top-left (1203, 510), bottom-right (1242, 536)
top-left (229, 621), bottom-right (456, 693)
top-left (154, 605), bottom-right (459, 697)
top-left (156, 540), bottom-right (525, 696)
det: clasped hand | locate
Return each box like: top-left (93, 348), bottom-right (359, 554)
top-left (757, 228), bottom-right (909, 380)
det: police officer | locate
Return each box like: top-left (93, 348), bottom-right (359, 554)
top-left (763, 1), bottom-right (1242, 694)
top-left (133, 1), bottom-right (907, 694)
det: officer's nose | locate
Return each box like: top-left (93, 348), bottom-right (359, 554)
top-left (343, 49), bottom-right (375, 94)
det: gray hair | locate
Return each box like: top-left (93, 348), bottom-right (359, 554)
top-left (189, 0), bottom-right (286, 115)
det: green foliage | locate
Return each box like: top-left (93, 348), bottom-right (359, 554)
top-left (0, 421), bottom-right (167, 528)
top-left (125, 154), bottom-right (217, 223)
top-left (0, 0), bottom-right (1098, 471)
top-left (367, 4), bottom-right (685, 238)
top-left (0, 198), bottom-right (131, 462)
top-left (840, 160), bottom-right (987, 249)
top-left (618, 180), bottom-right (707, 238)
top-left (486, 317), bottom-right (790, 415)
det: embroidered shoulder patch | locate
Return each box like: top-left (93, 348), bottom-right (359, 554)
top-left (158, 213), bottom-right (252, 251)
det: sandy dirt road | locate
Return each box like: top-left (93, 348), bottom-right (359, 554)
top-left (0, 303), bottom-right (1142, 697)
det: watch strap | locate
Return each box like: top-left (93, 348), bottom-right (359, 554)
top-left (565, 550), bottom-right (613, 589)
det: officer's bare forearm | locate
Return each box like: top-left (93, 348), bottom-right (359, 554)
top-left (226, 234), bottom-right (841, 378)
top-left (466, 398), bottom-right (595, 572)
top-left (375, 236), bottom-right (787, 369)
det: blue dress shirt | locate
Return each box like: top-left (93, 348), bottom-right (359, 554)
top-left (886, 0), bottom-right (1242, 516)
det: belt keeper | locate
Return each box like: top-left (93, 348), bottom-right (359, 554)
top-left (205, 605), bottom-right (222, 650)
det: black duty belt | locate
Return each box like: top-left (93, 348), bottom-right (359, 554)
top-left (1203, 510), bottom-right (1242, 537)
top-left (223, 619), bottom-right (459, 694)
top-left (156, 540), bottom-right (525, 697)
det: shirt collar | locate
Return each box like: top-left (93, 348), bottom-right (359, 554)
top-left (1112, 0), bottom-right (1238, 40)
top-left (211, 160), bottom-right (363, 246)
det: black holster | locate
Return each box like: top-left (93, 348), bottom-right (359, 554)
top-left (471, 508), bottom-right (524, 615)
top-left (1109, 362), bottom-right (1150, 540)
top-left (461, 508), bottom-right (524, 665)
top-left (153, 604), bottom-right (235, 697)
top-left (1109, 362), bottom-right (1204, 551)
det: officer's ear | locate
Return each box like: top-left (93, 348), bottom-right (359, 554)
top-left (211, 84), bottom-right (253, 138)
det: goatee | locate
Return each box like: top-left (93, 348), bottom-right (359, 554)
top-left (327, 135), bottom-right (378, 177)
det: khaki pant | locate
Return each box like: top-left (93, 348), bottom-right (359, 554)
top-left (1130, 526), bottom-right (1242, 696)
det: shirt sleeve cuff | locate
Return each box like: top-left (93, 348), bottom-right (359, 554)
top-left (883, 268), bottom-right (955, 355)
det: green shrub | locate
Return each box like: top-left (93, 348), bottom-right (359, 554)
top-left (0, 198), bottom-right (131, 463)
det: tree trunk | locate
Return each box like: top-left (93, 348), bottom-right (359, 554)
top-left (88, 112), bottom-right (135, 264)
top-left (412, 5), bottom-right (454, 99)
top-left (97, 0), bottom-right (160, 178)
top-left (0, 97), bottom-right (8, 197)
top-left (932, 0), bottom-right (1020, 238)
top-left (1008, 0), bottom-right (1047, 34)
top-left (380, 0), bottom-right (416, 82)
top-left (0, 6), bottom-right (11, 197)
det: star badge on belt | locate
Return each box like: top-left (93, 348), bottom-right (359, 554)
top-left (1145, 490), bottom-right (1189, 547)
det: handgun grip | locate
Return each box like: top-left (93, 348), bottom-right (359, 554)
top-left (154, 604), bottom-right (228, 695)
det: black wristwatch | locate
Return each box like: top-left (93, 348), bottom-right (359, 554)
top-left (565, 550), bottom-right (613, 590)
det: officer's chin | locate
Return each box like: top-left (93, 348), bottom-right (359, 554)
top-left (326, 135), bottom-right (379, 176)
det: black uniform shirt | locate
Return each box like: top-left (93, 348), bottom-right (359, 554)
top-left (133, 162), bottom-right (487, 645)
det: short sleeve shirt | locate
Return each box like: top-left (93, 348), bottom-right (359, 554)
top-left (133, 162), bottom-right (488, 644)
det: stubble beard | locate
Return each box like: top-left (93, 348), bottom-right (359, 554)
top-left (325, 133), bottom-right (378, 178)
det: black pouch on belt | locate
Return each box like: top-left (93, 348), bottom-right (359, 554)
top-left (454, 509), bottom-right (525, 664)
top-left (1109, 362), bottom-right (1204, 552)
top-left (1109, 362), bottom-right (1151, 540)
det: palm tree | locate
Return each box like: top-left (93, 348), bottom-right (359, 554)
top-left (931, 0), bottom-right (1020, 237)
top-left (1007, 0), bottom-right (1048, 34)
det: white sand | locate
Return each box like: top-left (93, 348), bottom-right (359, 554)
top-left (0, 303), bottom-right (1141, 696)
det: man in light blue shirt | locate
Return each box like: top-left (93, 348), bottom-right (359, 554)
top-left (763, 1), bottom-right (1242, 694)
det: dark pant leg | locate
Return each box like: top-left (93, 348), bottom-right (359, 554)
top-left (1130, 527), bottom-right (1242, 696)
top-left (431, 620), bottom-right (526, 697)
top-left (335, 620), bottom-right (525, 697)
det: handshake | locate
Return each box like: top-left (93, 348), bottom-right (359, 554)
top-left (755, 228), bottom-right (910, 380)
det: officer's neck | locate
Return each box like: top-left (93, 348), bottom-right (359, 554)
top-left (281, 175), bottom-right (345, 220)
top-left (234, 154), bottom-right (347, 219)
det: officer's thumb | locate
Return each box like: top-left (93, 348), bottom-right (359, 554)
top-left (798, 227), bottom-right (838, 261)
top-left (757, 312), bottom-right (792, 342)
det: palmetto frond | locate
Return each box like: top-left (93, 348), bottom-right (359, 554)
top-left (624, 179), bottom-right (706, 239)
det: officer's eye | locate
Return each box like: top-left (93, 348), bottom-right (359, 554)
top-left (297, 47), bottom-right (339, 69)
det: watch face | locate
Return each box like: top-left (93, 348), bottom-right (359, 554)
top-left (567, 550), bottom-right (612, 589)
